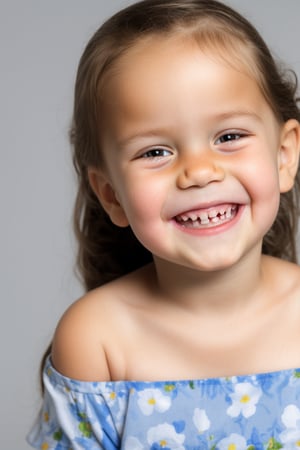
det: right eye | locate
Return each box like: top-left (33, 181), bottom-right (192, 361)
top-left (141, 148), bottom-right (173, 158)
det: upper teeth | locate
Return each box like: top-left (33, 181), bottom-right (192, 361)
top-left (176, 205), bottom-right (237, 224)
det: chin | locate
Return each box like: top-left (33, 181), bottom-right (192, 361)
top-left (189, 249), bottom-right (250, 273)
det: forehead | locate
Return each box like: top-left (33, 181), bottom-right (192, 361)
top-left (99, 34), bottom-right (272, 126)
top-left (101, 30), bottom-right (262, 97)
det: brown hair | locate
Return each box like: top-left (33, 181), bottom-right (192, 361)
top-left (41, 0), bottom-right (300, 385)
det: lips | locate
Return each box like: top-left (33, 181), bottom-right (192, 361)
top-left (174, 204), bottom-right (238, 228)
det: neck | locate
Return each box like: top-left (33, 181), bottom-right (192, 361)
top-left (153, 249), bottom-right (267, 316)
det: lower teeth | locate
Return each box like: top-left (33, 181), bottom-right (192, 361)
top-left (179, 207), bottom-right (236, 227)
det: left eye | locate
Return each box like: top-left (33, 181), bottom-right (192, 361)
top-left (215, 133), bottom-right (244, 144)
top-left (142, 148), bottom-right (172, 158)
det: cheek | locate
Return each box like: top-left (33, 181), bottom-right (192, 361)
top-left (117, 176), bottom-right (165, 223)
top-left (251, 167), bottom-right (279, 195)
top-left (117, 178), bottom-right (170, 251)
top-left (244, 160), bottom-right (281, 228)
top-left (240, 151), bottom-right (280, 197)
top-left (234, 152), bottom-right (281, 224)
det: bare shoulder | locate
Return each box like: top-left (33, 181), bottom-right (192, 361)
top-left (51, 288), bottom-right (113, 382)
top-left (51, 265), bottom-right (155, 382)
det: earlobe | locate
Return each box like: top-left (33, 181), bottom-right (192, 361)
top-left (88, 168), bottom-right (129, 227)
top-left (278, 119), bottom-right (300, 193)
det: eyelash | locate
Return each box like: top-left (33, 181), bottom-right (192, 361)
top-left (138, 131), bottom-right (248, 159)
top-left (141, 148), bottom-right (173, 158)
top-left (215, 132), bottom-right (247, 145)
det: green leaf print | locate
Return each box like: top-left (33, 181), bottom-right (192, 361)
top-left (53, 429), bottom-right (63, 441)
top-left (79, 421), bottom-right (93, 438)
top-left (189, 381), bottom-right (195, 389)
top-left (267, 438), bottom-right (283, 449)
top-left (164, 384), bottom-right (176, 392)
top-left (293, 370), bottom-right (300, 379)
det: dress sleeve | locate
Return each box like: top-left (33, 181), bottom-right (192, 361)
top-left (27, 360), bottom-right (126, 450)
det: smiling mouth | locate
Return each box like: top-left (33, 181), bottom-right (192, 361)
top-left (174, 204), bottom-right (238, 228)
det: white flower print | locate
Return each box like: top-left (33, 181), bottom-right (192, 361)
top-left (193, 408), bottom-right (211, 433)
top-left (115, 397), bottom-right (127, 435)
top-left (101, 386), bottom-right (118, 407)
top-left (217, 433), bottom-right (247, 450)
top-left (280, 428), bottom-right (300, 450)
top-left (282, 405), bottom-right (300, 429)
top-left (137, 388), bottom-right (171, 416)
top-left (280, 405), bottom-right (300, 449)
top-left (147, 423), bottom-right (185, 449)
top-left (96, 389), bottom-right (126, 435)
top-left (226, 382), bottom-right (262, 418)
top-left (124, 436), bottom-right (144, 450)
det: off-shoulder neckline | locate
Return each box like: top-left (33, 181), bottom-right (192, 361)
top-left (44, 357), bottom-right (300, 395)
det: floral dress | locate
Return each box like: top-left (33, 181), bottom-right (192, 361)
top-left (27, 357), bottom-right (300, 450)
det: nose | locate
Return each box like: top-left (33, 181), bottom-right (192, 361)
top-left (176, 150), bottom-right (225, 189)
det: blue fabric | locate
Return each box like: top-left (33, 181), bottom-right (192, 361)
top-left (27, 357), bottom-right (300, 449)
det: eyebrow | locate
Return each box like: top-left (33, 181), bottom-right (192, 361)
top-left (117, 130), bottom-right (172, 149)
top-left (213, 110), bottom-right (262, 123)
top-left (117, 110), bottom-right (262, 147)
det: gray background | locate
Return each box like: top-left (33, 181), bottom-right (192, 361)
top-left (1, 1), bottom-right (300, 448)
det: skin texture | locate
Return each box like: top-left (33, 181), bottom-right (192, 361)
top-left (52, 35), bottom-right (300, 382)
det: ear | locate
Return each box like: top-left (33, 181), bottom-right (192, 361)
top-left (88, 168), bottom-right (129, 227)
top-left (278, 119), bottom-right (300, 193)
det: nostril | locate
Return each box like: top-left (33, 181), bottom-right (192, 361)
top-left (177, 162), bottom-right (225, 189)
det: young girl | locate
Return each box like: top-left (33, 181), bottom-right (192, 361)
top-left (28, 0), bottom-right (300, 448)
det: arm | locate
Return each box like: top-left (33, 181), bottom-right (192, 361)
top-left (51, 292), bottom-right (111, 382)
top-left (27, 293), bottom-right (122, 450)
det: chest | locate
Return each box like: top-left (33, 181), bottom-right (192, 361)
top-left (121, 302), bottom-right (300, 380)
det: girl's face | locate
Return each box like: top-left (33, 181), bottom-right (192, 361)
top-left (90, 36), bottom-right (298, 273)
